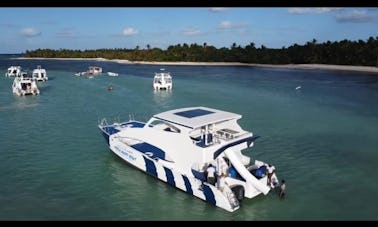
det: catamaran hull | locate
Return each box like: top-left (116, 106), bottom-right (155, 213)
top-left (108, 137), bottom-right (238, 212)
top-left (153, 85), bottom-right (172, 90)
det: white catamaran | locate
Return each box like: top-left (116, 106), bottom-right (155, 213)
top-left (98, 106), bottom-right (279, 212)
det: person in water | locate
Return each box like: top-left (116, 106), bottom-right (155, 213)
top-left (279, 179), bottom-right (286, 199)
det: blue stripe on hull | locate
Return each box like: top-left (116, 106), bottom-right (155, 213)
top-left (203, 184), bottom-right (216, 205)
top-left (182, 175), bottom-right (193, 195)
top-left (143, 156), bottom-right (157, 177)
top-left (102, 126), bottom-right (120, 136)
top-left (139, 154), bottom-right (216, 209)
top-left (131, 143), bottom-right (166, 160)
top-left (164, 167), bottom-right (175, 187)
top-left (101, 131), bottom-right (110, 144)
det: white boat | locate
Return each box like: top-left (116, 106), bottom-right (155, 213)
top-left (74, 72), bottom-right (86, 76)
top-left (5, 66), bottom-right (22, 77)
top-left (87, 66), bottom-right (102, 75)
top-left (107, 72), bottom-right (119, 77)
top-left (153, 68), bottom-right (172, 90)
top-left (32, 65), bottom-right (48, 82)
top-left (12, 73), bottom-right (40, 96)
top-left (75, 66), bottom-right (103, 77)
top-left (98, 106), bottom-right (279, 212)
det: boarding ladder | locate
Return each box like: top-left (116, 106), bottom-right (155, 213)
top-left (224, 186), bottom-right (239, 209)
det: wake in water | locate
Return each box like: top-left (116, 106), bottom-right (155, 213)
top-left (0, 100), bottom-right (39, 111)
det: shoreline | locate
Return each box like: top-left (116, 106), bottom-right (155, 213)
top-left (15, 57), bottom-right (378, 74)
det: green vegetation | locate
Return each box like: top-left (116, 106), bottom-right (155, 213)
top-left (24, 37), bottom-right (378, 66)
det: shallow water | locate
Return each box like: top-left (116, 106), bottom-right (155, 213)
top-left (1, 56), bottom-right (377, 220)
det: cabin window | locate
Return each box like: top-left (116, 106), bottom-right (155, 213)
top-left (148, 120), bottom-right (180, 133)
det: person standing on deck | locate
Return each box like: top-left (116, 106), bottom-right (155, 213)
top-left (267, 164), bottom-right (275, 187)
top-left (218, 173), bottom-right (228, 192)
top-left (218, 157), bottom-right (229, 177)
top-left (206, 164), bottom-right (216, 185)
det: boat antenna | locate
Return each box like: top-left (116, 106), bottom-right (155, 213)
top-left (129, 113), bottom-right (135, 121)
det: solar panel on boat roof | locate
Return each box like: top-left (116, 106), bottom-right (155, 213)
top-left (174, 108), bottom-right (214, 118)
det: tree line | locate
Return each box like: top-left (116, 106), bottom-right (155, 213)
top-left (24, 36), bottom-right (378, 66)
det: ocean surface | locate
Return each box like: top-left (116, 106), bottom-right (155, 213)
top-left (0, 55), bottom-right (377, 220)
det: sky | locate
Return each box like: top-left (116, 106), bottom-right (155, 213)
top-left (0, 7), bottom-right (377, 53)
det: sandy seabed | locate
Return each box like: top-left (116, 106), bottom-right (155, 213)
top-left (16, 57), bottom-right (378, 74)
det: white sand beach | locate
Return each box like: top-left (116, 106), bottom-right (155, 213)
top-left (16, 57), bottom-right (378, 74)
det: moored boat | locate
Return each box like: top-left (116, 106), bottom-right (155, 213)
top-left (12, 73), bottom-right (40, 96)
top-left (5, 66), bottom-right (22, 77)
top-left (32, 65), bottom-right (48, 82)
top-left (153, 68), bottom-right (172, 90)
top-left (107, 72), bottom-right (119, 77)
top-left (98, 106), bottom-right (279, 212)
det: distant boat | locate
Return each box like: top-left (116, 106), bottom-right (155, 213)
top-left (87, 66), bottom-right (102, 75)
top-left (12, 73), bottom-right (40, 96)
top-left (5, 66), bottom-right (22, 77)
top-left (295, 86), bottom-right (301, 90)
top-left (153, 68), bottom-right (173, 90)
top-left (107, 72), bottom-right (119, 77)
top-left (75, 66), bottom-right (103, 77)
top-left (32, 65), bottom-right (48, 82)
top-left (74, 72), bottom-right (86, 76)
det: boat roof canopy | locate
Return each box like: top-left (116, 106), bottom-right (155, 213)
top-left (153, 106), bottom-right (241, 129)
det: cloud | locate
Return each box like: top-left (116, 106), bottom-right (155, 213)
top-left (336, 10), bottom-right (378, 23)
top-left (182, 28), bottom-right (201, 36)
top-left (209, 8), bottom-right (229, 12)
top-left (217, 21), bottom-right (247, 30)
top-left (288, 8), bottom-right (341, 14)
top-left (19, 28), bottom-right (41, 37)
top-left (122, 27), bottom-right (139, 36)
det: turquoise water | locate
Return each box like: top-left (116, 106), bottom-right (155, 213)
top-left (1, 57), bottom-right (377, 220)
